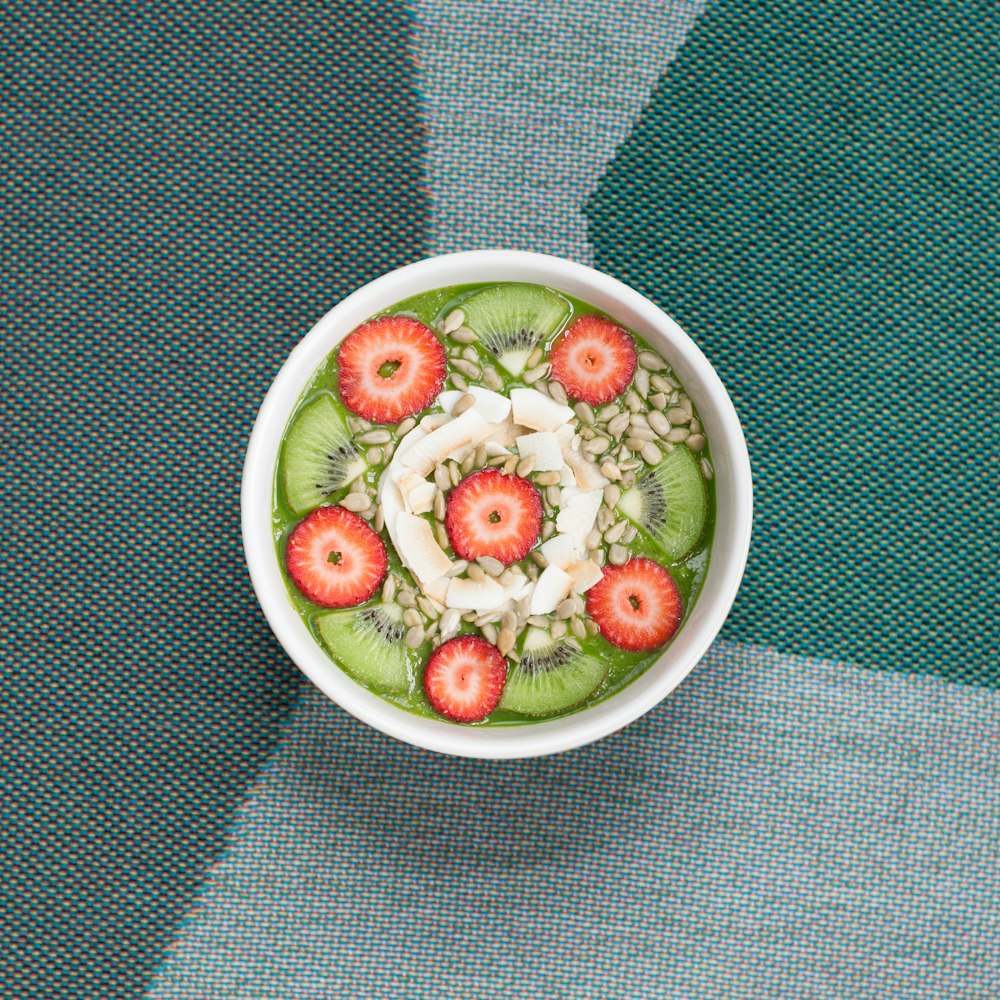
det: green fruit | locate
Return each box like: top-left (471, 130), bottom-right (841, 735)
top-left (460, 283), bottom-right (570, 375)
top-left (281, 393), bottom-right (367, 515)
top-left (617, 444), bottom-right (707, 560)
top-left (315, 603), bottom-right (413, 693)
top-left (499, 627), bottom-right (607, 717)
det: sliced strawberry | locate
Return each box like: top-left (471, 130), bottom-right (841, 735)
top-left (337, 315), bottom-right (447, 424)
top-left (445, 469), bottom-right (543, 566)
top-left (424, 635), bottom-right (507, 723)
top-left (550, 315), bottom-right (637, 405)
top-left (586, 557), bottom-right (682, 651)
top-left (285, 505), bottom-right (387, 608)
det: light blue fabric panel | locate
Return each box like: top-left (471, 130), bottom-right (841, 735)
top-left (408, 0), bottom-right (704, 261)
top-left (148, 643), bottom-right (1000, 999)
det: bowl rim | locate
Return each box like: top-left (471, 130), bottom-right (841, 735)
top-left (242, 250), bottom-right (752, 758)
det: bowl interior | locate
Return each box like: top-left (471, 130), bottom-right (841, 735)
top-left (242, 251), bottom-right (752, 758)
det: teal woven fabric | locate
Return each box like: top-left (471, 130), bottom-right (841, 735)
top-left (2, 1), bottom-right (998, 998)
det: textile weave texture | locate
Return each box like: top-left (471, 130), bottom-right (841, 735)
top-left (2, 1), bottom-right (998, 998)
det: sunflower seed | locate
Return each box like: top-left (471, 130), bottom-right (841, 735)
top-left (634, 368), bottom-right (650, 398)
top-left (573, 401), bottom-right (595, 425)
top-left (566, 636), bottom-right (582, 651)
top-left (477, 555), bottom-right (505, 577)
top-left (545, 485), bottom-right (561, 507)
top-left (530, 550), bottom-right (549, 568)
top-left (467, 562), bottom-right (487, 583)
top-left (541, 520), bottom-right (556, 539)
top-left (488, 454), bottom-right (508, 467)
top-left (591, 547), bottom-right (606, 566)
top-left (607, 412), bottom-right (631, 437)
top-left (446, 560), bottom-right (469, 577)
top-left (523, 363), bottom-right (550, 384)
top-left (597, 404), bottom-right (620, 422)
top-left (481, 622), bottom-right (499, 645)
top-left (497, 628), bottom-right (516, 655)
top-left (526, 563), bottom-right (538, 581)
top-left (569, 616), bottom-right (587, 640)
top-left (397, 588), bottom-right (416, 607)
top-left (500, 610), bottom-right (517, 634)
top-left (701, 459), bottom-right (713, 480)
top-left (503, 455), bottom-right (518, 475)
top-left (583, 436), bottom-right (610, 455)
top-left (550, 619), bottom-right (568, 640)
top-left (440, 608), bottom-right (461, 637)
top-left (597, 506), bottom-right (614, 531)
top-left (689, 418), bottom-right (701, 435)
top-left (526, 345), bottom-right (544, 370)
top-left (603, 483), bottom-right (621, 508)
top-left (417, 596), bottom-right (440, 620)
top-left (443, 308), bottom-right (464, 334)
top-left (629, 410), bottom-right (650, 428)
top-left (667, 407), bottom-right (690, 425)
top-left (373, 505), bottom-right (385, 532)
top-left (527, 615), bottom-right (549, 628)
top-left (625, 436), bottom-right (647, 452)
top-left (461, 346), bottom-right (480, 364)
top-left (425, 621), bottom-right (439, 640)
top-left (681, 397), bottom-right (693, 417)
top-left (532, 380), bottom-right (551, 397)
top-left (516, 454), bottom-right (537, 477)
top-left (482, 366), bottom-right (504, 390)
top-left (622, 471), bottom-right (637, 488)
top-left (625, 390), bottom-right (642, 412)
top-left (548, 380), bottom-right (568, 405)
top-left (599, 460), bottom-right (622, 481)
top-left (534, 470), bottom-right (561, 487)
top-left (435, 521), bottom-right (450, 549)
top-left (641, 442), bottom-right (662, 465)
top-left (669, 390), bottom-right (681, 405)
top-left (554, 598), bottom-right (576, 620)
top-left (463, 611), bottom-right (479, 623)
top-left (622, 525), bottom-right (637, 543)
top-left (579, 425), bottom-right (596, 441)
top-left (450, 372), bottom-right (468, 392)
top-left (359, 428), bottom-right (391, 446)
top-left (604, 520), bottom-right (627, 544)
top-left (647, 410), bottom-right (671, 437)
top-left (688, 434), bottom-right (706, 452)
top-left (638, 351), bottom-right (666, 371)
top-left (365, 446), bottom-right (382, 466)
top-left (432, 489), bottom-right (446, 522)
top-left (585, 618), bottom-right (600, 636)
top-left (404, 625), bottom-right (425, 649)
top-left (650, 374), bottom-right (672, 393)
top-left (585, 529), bottom-right (602, 550)
top-left (449, 461), bottom-right (462, 486)
top-left (381, 576), bottom-right (397, 602)
top-left (621, 460), bottom-right (642, 472)
top-left (474, 443), bottom-right (487, 468)
top-left (650, 392), bottom-right (668, 410)
top-left (452, 325), bottom-right (478, 344)
top-left (608, 543), bottom-right (629, 566)
top-left (452, 392), bottom-right (477, 416)
top-left (460, 451), bottom-right (475, 475)
top-left (453, 358), bottom-right (482, 379)
top-left (340, 492), bottom-right (371, 512)
top-left (666, 427), bottom-right (690, 443)
top-left (403, 608), bottom-right (423, 628)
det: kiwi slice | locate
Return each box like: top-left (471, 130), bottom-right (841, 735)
top-left (281, 393), bottom-right (367, 515)
top-left (315, 603), bottom-right (414, 693)
top-left (617, 445), bottom-right (707, 560)
top-left (499, 627), bottom-right (607, 717)
top-left (460, 284), bottom-right (570, 375)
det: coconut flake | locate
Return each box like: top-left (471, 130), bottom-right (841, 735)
top-left (529, 564), bottom-right (574, 615)
top-left (402, 409), bottom-right (491, 476)
top-left (510, 388), bottom-right (574, 432)
top-left (395, 512), bottom-right (453, 585)
top-left (556, 489), bottom-right (603, 547)
top-left (445, 575), bottom-right (506, 611)
top-left (514, 431), bottom-right (563, 471)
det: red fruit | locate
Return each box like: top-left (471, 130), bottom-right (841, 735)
top-left (285, 506), bottom-right (387, 608)
top-left (337, 315), bottom-right (447, 424)
top-left (586, 557), bottom-right (682, 651)
top-left (445, 469), bottom-right (543, 566)
top-left (549, 315), bottom-right (637, 405)
top-left (424, 635), bottom-right (507, 723)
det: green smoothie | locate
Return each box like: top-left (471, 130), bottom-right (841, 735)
top-left (273, 282), bottom-right (715, 726)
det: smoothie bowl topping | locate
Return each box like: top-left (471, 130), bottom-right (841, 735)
top-left (274, 282), bottom-right (714, 726)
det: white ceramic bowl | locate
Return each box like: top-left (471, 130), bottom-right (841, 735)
top-left (243, 251), bottom-right (752, 758)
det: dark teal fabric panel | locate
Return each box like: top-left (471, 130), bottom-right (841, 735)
top-left (0, 2), bottom-right (427, 997)
top-left (588, 0), bottom-right (1000, 687)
